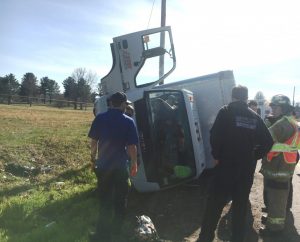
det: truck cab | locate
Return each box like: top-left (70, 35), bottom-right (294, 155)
top-left (95, 26), bottom-right (234, 192)
top-left (132, 89), bottom-right (206, 191)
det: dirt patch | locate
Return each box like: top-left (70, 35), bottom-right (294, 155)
top-left (127, 162), bottom-right (300, 242)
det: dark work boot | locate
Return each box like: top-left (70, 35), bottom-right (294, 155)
top-left (259, 227), bottom-right (284, 237)
top-left (261, 207), bottom-right (268, 213)
top-left (195, 234), bottom-right (214, 242)
top-left (261, 215), bottom-right (267, 225)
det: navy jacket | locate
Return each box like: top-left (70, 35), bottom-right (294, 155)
top-left (210, 101), bottom-right (273, 164)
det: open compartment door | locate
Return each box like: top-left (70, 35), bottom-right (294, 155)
top-left (100, 26), bottom-right (176, 97)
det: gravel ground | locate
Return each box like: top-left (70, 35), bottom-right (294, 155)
top-left (128, 162), bottom-right (300, 242)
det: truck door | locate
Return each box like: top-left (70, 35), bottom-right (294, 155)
top-left (133, 89), bottom-right (205, 190)
top-left (100, 26), bottom-right (176, 98)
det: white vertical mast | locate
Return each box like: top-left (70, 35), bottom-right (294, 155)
top-left (159, 0), bottom-right (166, 85)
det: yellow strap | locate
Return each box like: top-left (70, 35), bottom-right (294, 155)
top-left (270, 116), bottom-right (299, 152)
top-left (267, 217), bottom-right (285, 225)
top-left (260, 168), bottom-right (292, 179)
top-left (271, 143), bottom-right (298, 152)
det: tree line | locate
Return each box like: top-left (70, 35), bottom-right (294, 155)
top-left (0, 68), bottom-right (99, 109)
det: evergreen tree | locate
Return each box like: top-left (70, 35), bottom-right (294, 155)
top-left (19, 73), bottom-right (39, 97)
top-left (40, 77), bottom-right (60, 103)
top-left (0, 74), bottom-right (20, 104)
top-left (63, 76), bottom-right (77, 108)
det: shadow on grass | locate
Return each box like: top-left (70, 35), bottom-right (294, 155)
top-left (0, 187), bottom-right (98, 242)
top-left (0, 164), bottom-right (91, 198)
top-left (1, 177), bottom-right (210, 242)
top-left (7, 168), bottom-right (300, 242)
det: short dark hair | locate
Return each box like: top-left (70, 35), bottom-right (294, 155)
top-left (248, 100), bottom-right (258, 106)
top-left (232, 85), bottom-right (248, 101)
top-left (110, 92), bottom-right (127, 107)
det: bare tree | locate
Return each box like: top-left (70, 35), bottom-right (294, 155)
top-left (71, 68), bottom-right (86, 82)
top-left (63, 68), bottom-right (96, 109)
top-left (72, 68), bottom-right (98, 91)
top-left (86, 71), bottom-right (98, 92)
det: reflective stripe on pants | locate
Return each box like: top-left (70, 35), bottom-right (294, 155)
top-left (267, 217), bottom-right (285, 225)
top-left (265, 181), bottom-right (290, 231)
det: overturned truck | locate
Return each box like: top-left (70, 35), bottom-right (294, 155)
top-left (94, 26), bottom-right (235, 192)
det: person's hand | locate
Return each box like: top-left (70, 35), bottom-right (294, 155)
top-left (214, 159), bottom-right (219, 166)
top-left (130, 162), bottom-right (138, 177)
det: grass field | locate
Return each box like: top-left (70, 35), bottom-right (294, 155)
top-left (0, 104), bottom-right (99, 242)
top-left (0, 104), bottom-right (180, 242)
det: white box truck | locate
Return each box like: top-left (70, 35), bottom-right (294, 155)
top-left (94, 26), bottom-right (235, 192)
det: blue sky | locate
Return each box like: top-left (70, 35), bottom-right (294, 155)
top-left (0, 0), bottom-right (299, 103)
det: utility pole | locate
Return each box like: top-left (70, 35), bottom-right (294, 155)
top-left (159, 0), bottom-right (166, 85)
top-left (292, 86), bottom-right (295, 106)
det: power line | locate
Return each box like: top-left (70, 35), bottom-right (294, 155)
top-left (147, 0), bottom-right (156, 29)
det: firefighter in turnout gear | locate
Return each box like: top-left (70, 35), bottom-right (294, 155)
top-left (260, 94), bottom-right (300, 236)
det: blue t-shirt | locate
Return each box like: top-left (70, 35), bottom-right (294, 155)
top-left (88, 109), bottom-right (138, 170)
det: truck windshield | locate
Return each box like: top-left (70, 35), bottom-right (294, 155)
top-left (135, 90), bottom-right (196, 187)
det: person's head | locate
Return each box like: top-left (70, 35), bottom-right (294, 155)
top-left (106, 96), bottom-right (112, 108)
top-left (110, 92), bottom-right (129, 112)
top-left (248, 100), bottom-right (258, 113)
top-left (269, 94), bottom-right (293, 117)
top-left (231, 85), bottom-right (248, 102)
top-left (125, 104), bottom-right (134, 117)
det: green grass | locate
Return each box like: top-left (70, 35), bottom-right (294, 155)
top-left (0, 104), bottom-right (99, 242)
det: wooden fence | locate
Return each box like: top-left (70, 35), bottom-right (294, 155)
top-left (0, 94), bottom-right (94, 110)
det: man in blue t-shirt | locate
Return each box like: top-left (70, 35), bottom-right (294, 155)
top-left (88, 91), bottom-right (138, 241)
